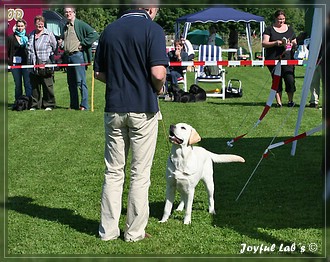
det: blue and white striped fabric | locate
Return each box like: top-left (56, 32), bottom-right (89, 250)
top-left (195, 45), bottom-right (226, 99)
top-left (197, 45), bottom-right (224, 79)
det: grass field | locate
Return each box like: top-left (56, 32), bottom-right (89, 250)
top-left (3, 64), bottom-right (326, 260)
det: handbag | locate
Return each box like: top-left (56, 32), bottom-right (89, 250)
top-left (33, 33), bottom-right (54, 77)
top-left (35, 62), bottom-right (54, 77)
top-left (294, 38), bottom-right (310, 60)
top-left (294, 44), bottom-right (309, 60)
top-left (204, 65), bottom-right (219, 76)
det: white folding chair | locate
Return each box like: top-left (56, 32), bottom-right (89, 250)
top-left (194, 45), bottom-right (226, 99)
top-left (177, 70), bottom-right (187, 92)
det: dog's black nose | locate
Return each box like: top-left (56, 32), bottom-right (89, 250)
top-left (169, 124), bottom-right (175, 134)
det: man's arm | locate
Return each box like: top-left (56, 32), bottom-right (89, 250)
top-left (79, 20), bottom-right (99, 47)
top-left (151, 65), bottom-right (166, 94)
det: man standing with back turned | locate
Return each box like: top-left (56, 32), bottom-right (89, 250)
top-left (63, 7), bottom-right (98, 110)
top-left (93, 3), bottom-right (167, 242)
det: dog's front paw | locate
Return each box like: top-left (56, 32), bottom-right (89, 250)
top-left (176, 201), bottom-right (184, 211)
top-left (159, 216), bottom-right (169, 223)
top-left (183, 217), bottom-right (191, 225)
top-left (209, 209), bottom-right (216, 215)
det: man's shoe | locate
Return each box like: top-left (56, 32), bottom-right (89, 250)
top-left (45, 107), bottom-right (52, 111)
top-left (164, 94), bottom-right (173, 102)
top-left (144, 233), bottom-right (152, 239)
top-left (288, 101), bottom-right (295, 107)
top-left (79, 106), bottom-right (86, 111)
top-left (308, 103), bottom-right (318, 108)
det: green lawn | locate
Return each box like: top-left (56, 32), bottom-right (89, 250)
top-left (3, 65), bottom-right (326, 260)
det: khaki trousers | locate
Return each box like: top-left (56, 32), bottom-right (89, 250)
top-left (99, 112), bottom-right (158, 242)
top-left (309, 64), bottom-right (321, 104)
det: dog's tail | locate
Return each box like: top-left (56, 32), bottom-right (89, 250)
top-left (209, 153), bottom-right (245, 163)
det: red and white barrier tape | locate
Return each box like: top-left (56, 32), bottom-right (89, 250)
top-left (7, 60), bottom-right (307, 69)
top-left (262, 124), bottom-right (323, 158)
top-left (168, 59), bottom-right (306, 67)
top-left (227, 61), bottom-right (282, 147)
top-left (8, 63), bottom-right (91, 69)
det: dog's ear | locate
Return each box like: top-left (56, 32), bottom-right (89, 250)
top-left (188, 127), bottom-right (201, 145)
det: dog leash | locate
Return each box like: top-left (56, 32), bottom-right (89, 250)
top-left (158, 99), bottom-right (171, 153)
top-left (235, 105), bottom-right (295, 201)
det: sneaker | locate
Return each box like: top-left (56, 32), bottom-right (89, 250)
top-left (45, 107), bottom-right (52, 111)
top-left (79, 106), bottom-right (86, 111)
top-left (287, 101), bottom-right (295, 107)
top-left (29, 108), bottom-right (36, 111)
top-left (125, 232), bottom-right (152, 242)
top-left (276, 103), bottom-right (282, 108)
top-left (164, 94), bottom-right (173, 102)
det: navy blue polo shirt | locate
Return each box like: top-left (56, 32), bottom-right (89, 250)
top-left (94, 9), bottom-right (168, 113)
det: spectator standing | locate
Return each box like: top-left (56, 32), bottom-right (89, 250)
top-left (208, 25), bottom-right (217, 45)
top-left (262, 10), bottom-right (297, 107)
top-left (27, 15), bottom-right (56, 110)
top-left (63, 7), bottom-right (99, 110)
top-left (228, 24), bottom-right (238, 60)
top-left (166, 39), bottom-right (188, 95)
top-left (7, 19), bottom-right (32, 102)
top-left (93, 5), bottom-right (167, 242)
top-left (207, 25), bottom-right (220, 75)
top-left (308, 61), bottom-right (322, 108)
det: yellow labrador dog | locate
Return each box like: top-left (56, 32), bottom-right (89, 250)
top-left (159, 123), bottom-right (245, 224)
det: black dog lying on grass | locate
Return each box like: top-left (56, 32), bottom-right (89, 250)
top-left (12, 95), bottom-right (31, 111)
top-left (172, 84), bottom-right (206, 103)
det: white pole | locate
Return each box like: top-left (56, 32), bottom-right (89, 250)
top-left (260, 21), bottom-right (265, 66)
top-left (245, 23), bottom-right (253, 59)
top-left (291, 7), bottom-right (323, 156)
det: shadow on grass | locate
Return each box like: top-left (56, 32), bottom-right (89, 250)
top-left (149, 136), bottom-right (324, 256)
top-left (203, 136), bottom-right (324, 257)
top-left (4, 196), bottom-right (99, 238)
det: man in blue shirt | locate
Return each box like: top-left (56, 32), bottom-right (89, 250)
top-left (94, 5), bottom-right (167, 242)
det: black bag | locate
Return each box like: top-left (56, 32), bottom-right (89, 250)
top-left (225, 79), bottom-right (243, 98)
top-left (204, 65), bottom-right (219, 76)
top-left (33, 33), bottom-right (54, 77)
top-left (35, 63), bottom-right (54, 77)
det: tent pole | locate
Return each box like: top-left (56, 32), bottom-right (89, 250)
top-left (260, 21), bottom-right (265, 66)
top-left (291, 7), bottom-right (323, 156)
top-left (246, 23), bottom-right (253, 59)
top-left (183, 22), bottom-right (191, 38)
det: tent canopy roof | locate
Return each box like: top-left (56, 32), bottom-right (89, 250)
top-left (176, 6), bottom-right (264, 24)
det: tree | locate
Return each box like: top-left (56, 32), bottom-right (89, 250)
top-left (55, 7), bottom-right (306, 36)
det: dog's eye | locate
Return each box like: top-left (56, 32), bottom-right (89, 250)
top-left (181, 127), bottom-right (186, 130)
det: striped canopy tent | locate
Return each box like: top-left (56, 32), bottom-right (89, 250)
top-left (175, 6), bottom-right (265, 59)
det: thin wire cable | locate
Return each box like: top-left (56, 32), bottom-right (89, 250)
top-left (235, 104), bottom-right (295, 201)
top-left (229, 71), bottom-right (272, 142)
